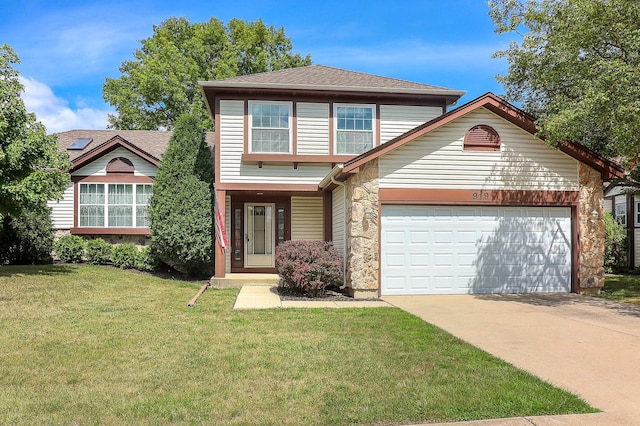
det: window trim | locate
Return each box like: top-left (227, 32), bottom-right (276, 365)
top-left (616, 201), bottom-right (627, 226)
top-left (333, 103), bottom-right (376, 155)
top-left (248, 100), bottom-right (293, 154)
top-left (77, 182), bottom-right (153, 229)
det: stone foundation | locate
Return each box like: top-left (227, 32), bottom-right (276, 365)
top-left (578, 163), bottom-right (605, 292)
top-left (344, 159), bottom-right (380, 294)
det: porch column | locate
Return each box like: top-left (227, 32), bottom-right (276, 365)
top-left (214, 189), bottom-right (226, 278)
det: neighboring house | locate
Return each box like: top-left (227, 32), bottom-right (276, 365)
top-left (200, 65), bottom-right (623, 297)
top-left (47, 130), bottom-right (214, 245)
top-left (604, 183), bottom-right (638, 269)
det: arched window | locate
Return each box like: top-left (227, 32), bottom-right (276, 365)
top-left (464, 125), bottom-right (500, 151)
top-left (106, 157), bottom-right (134, 173)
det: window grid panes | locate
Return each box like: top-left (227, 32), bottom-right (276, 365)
top-left (136, 184), bottom-right (153, 227)
top-left (79, 184), bottom-right (105, 227)
top-left (250, 103), bottom-right (290, 153)
top-left (336, 106), bottom-right (374, 154)
top-left (79, 183), bottom-right (152, 228)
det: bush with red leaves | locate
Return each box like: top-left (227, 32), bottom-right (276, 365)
top-left (275, 240), bottom-right (343, 297)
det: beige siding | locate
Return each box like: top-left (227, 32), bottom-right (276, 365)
top-left (47, 183), bottom-right (74, 229)
top-left (380, 105), bottom-right (442, 143)
top-left (219, 100), bottom-right (245, 184)
top-left (291, 196), bottom-right (324, 240)
top-left (380, 107), bottom-right (579, 191)
top-left (72, 147), bottom-right (157, 177)
top-left (603, 197), bottom-right (613, 214)
top-left (297, 102), bottom-right (329, 155)
top-left (332, 185), bottom-right (345, 258)
top-left (219, 100), bottom-right (331, 184)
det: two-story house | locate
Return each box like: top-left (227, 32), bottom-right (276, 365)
top-left (200, 65), bottom-right (623, 297)
top-left (50, 65), bottom-right (624, 297)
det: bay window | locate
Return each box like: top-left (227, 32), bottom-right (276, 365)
top-left (79, 183), bottom-right (152, 228)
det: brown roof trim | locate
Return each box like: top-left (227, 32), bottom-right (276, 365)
top-left (340, 92), bottom-right (624, 181)
top-left (71, 136), bottom-right (160, 172)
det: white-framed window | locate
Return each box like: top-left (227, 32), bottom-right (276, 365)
top-left (615, 202), bottom-right (626, 225)
top-left (249, 101), bottom-right (292, 153)
top-left (334, 104), bottom-right (375, 154)
top-left (79, 183), bottom-right (152, 228)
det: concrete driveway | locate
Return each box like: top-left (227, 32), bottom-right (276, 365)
top-left (382, 293), bottom-right (640, 425)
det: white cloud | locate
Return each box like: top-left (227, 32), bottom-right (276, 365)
top-left (19, 77), bottom-right (111, 134)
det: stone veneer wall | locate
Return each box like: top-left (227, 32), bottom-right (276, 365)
top-left (578, 163), bottom-right (605, 293)
top-left (343, 159), bottom-right (380, 298)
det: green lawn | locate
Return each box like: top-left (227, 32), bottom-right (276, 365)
top-left (601, 274), bottom-right (640, 304)
top-left (0, 265), bottom-right (595, 425)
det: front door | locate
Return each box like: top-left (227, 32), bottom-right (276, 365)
top-left (245, 203), bottom-right (275, 268)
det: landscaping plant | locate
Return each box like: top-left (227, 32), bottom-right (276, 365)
top-left (85, 238), bottom-right (111, 265)
top-left (604, 211), bottom-right (628, 273)
top-left (149, 113), bottom-right (214, 276)
top-left (111, 243), bottom-right (138, 269)
top-left (275, 240), bottom-right (343, 297)
top-left (0, 208), bottom-right (54, 265)
top-left (54, 235), bottom-right (85, 263)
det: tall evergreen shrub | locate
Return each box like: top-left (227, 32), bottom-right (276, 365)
top-left (604, 211), bottom-right (628, 273)
top-left (149, 113), bottom-right (214, 276)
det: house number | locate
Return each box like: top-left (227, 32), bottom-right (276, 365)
top-left (472, 191), bottom-right (489, 200)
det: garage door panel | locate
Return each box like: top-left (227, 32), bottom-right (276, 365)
top-left (381, 205), bottom-right (572, 295)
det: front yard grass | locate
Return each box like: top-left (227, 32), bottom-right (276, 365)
top-left (0, 265), bottom-right (595, 425)
top-left (600, 274), bottom-right (640, 304)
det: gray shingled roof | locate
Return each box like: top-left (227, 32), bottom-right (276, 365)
top-left (200, 64), bottom-right (464, 95)
top-left (56, 130), bottom-right (215, 162)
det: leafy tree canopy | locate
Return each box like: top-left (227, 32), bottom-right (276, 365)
top-left (0, 44), bottom-right (70, 219)
top-left (490, 0), bottom-right (640, 162)
top-left (103, 17), bottom-right (312, 131)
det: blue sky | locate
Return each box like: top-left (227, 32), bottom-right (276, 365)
top-left (2, 0), bottom-right (512, 133)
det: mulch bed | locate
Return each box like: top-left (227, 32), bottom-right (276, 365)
top-left (275, 285), bottom-right (381, 302)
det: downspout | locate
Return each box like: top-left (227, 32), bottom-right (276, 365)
top-left (330, 174), bottom-right (348, 289)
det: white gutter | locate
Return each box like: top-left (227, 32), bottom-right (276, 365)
top-left (320, 166), bottom-right (348, 289)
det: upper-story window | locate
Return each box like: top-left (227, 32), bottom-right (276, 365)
top-left (249, 101), bottom-right (292, 153)
top-left (335, 104), bottom-right (375, 155)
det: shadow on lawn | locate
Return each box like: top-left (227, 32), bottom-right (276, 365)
top-left (477, 293), bottom-right (640, 319)
top-left (0, 263), bottom-right (78, 277)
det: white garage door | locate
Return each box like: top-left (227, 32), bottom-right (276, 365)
top-left (380, 205), bottom-right (572, 295)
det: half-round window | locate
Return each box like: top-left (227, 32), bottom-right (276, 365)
top-left (106, 157), bottom-right (134, 173)
top-left (464, 125), bottom-right (500, 151)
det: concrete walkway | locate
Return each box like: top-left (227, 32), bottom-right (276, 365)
top-left (383, 294), bottom-right (640, 425)
top-left (232, 285), bottom-right (391, 309)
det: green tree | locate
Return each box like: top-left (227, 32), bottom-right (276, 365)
top-left (149, 112), bottom-right (214, 276)
top-left (103, 17), bottom-right (311, 130)
top-left (0, 44), bottom-right (70, 219)
top-left (489, 0), bottom-right (640, 160)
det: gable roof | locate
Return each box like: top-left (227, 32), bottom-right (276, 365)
top-left (200, 65), bottom-right (466, 97)
top-left (56, 129), bottom-right (215, 172)
top-left (330, 92), bottom-right (624, 183)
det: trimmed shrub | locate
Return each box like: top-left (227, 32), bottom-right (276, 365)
top-left (54, 235), bottom-right (85, 263)
top-left (135, 246), bottom-right (160, 272)
top-left (111, 243), bottom-right (138, 269)
top-left (275, 240), bottom-right (343, 297)
top-left (604, 211), bottom-right (628, 273)
top-left (86, 238), bottom-right (111, 265)
top-left (0, 208), bottom-right (54, 265)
